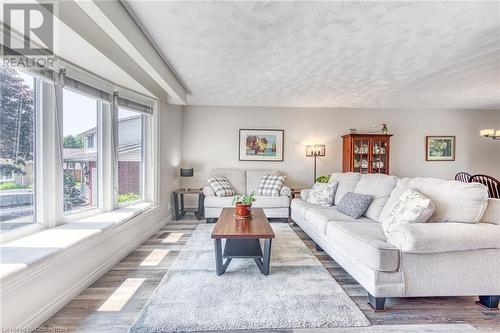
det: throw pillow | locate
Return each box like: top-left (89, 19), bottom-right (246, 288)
top-left (207, 177), bottom-right (236, 197)
top-left (336, 192), bottom-right (374, 218)
top-left (381, 188), bottom-right (435, 236)
top-left (257, 175), bottom-right (285, 196)
top-left (306, 182), bottom-right (338, 206)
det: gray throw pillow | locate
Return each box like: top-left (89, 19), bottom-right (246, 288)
top-left (336, 192), bottom-right (374, 218)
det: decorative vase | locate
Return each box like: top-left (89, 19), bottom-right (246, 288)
top-left (235, 203), bottom-right (252, 218)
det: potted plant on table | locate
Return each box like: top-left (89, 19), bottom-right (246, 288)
top-left (232, 192), bottom-right (256, 218)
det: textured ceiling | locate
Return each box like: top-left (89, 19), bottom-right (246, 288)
top-left (126, 1), bottom-right (500, 109)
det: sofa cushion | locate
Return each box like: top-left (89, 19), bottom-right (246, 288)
top-left (252, 195), bottom-right (290, 208)
top-left (481, 198), bottom-right (500, 225)
top-left (380, 177), bottom-right (489, 224)
top-left (381, 188), bottom-right (435, 236)
top-left (290, 198), bottom-right (318, 220)
top-left (304, 207), bottom-right (372, 235)
top-left (246, 169), bottom-right (279, 195)
top-left (386, 222), bottom-right (500, 253)
top-left (326, 221), bottom-right (400, 272)
top-left (329, 172), bottom-right (362, 205)
top-left (209, 169), bottom-right (246, 195)
top-left (306, 182), bottom-right (338, 206)
top-left (336, 192), bottom-right (373, 218)
top-left (354, 173), bottom-right (398, 221)
top-left (257, 175), bottom-right (285, 196)
top-left (207, 177), bottom-right (236, 197)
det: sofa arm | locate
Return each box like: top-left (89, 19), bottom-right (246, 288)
top-left (300, 189), bottom-right (311, 201)
top-left (387, 222), bottom-right (500, 254)
top-left (203, 186), bottom-right (216, 197)
top-left (280, 186), bottom-right (291, 197)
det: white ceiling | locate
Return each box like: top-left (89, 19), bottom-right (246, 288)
top-left (127, 1), bottom-right (500, 109)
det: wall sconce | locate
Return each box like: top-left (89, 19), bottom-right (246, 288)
top-left (306, 145), bottom-right (326, 184)
top-left (480, 129), bottom-right (500, 140)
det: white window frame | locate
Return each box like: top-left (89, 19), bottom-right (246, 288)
top-left (114, 105), bottom-right (155, 209)
top-left (2, 65), bottom-right (158, 241)
top-left (60, 93), bottom-right (103, 222)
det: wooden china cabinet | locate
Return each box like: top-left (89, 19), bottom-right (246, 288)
top-left (342, 134), bottom-right (393, 175)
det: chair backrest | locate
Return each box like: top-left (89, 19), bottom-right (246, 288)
top-left (470, 174), bottom-right (500, 199)
top-left (455, 172), bottom-right (471, 183)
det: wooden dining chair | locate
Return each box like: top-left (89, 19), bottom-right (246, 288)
top-left (470, 174), bottom-right (500, 199)
top-left (455, 172), bottom-right (472, 183)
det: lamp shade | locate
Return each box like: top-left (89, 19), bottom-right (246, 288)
top-left (180, 168), bottom-right (194, 177)
top-left (306, 145), bottom-right (326, 157)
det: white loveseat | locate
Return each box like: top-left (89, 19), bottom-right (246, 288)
top-left (203, 168), bottom-right (291, 222)
top-left (291, 172), bottom-right (500, 311)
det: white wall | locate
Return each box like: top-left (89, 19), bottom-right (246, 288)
top-left (182, 106), bottom-right (500, 189)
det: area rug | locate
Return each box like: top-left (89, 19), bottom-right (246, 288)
top-left (129, 223), bottom-right (370, 332)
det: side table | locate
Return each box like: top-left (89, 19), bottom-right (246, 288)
top-left (172, 188), bottom-right (205, 220)
top-left (290, 188), bottom-right (304, 199)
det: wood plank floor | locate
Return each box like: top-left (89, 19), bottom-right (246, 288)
top-left (39, 217), bottom-right (500, 333)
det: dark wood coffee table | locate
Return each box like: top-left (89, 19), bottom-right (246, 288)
top-left (211, 208), bottom-right (275, 276)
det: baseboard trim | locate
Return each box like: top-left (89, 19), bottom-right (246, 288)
top-left (19, 213), bottom-right (172, 330)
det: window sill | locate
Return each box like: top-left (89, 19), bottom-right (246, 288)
top-left (0, 202), bottom-right (154, 283)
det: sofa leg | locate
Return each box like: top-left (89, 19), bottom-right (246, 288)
top-left (206, 218), bottom-right (217, 224)
top-left (477, 295), bottom-right (500, 309)
top-left (368, 293), bottom-right (386, 312)
top-left (315, 243), bottom-right (323, 251)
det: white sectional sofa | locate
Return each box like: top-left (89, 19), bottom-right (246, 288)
top-left (203, 168), bottom-right (291, 223)
top-left (291, 172), bottom-right (500, 311)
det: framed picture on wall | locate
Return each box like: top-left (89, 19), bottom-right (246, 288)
top-left (426, 136), bottom-right (456, 161)
top-left (239, 129), bottom-right (284, 161)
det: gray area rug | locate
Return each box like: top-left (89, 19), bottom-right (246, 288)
top-left (129, 223), bottom-right (370, 332)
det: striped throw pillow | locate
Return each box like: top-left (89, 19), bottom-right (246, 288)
top-left (207, 177), bottom-right (236, 197)
top-left (257, 175), bottom-right (285, 196)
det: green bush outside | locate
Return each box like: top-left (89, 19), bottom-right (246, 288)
top-left (118, 192), bottom-right (141, 203)
top-left (0, 182), bottom-right (27, 190)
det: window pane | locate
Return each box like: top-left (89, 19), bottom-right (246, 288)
top-left (117, 108), bottom-right (143, 204)
top-left (0, 68), bottom-right (36, 232)
top-left (63, 89), bottom-right (98, 213)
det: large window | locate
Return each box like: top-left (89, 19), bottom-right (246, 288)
top-left (0, 69), bottom-right (36, 232)
top-left (117, 108), bottom-right (144, 204)
top-left (0, 64), bottom-right (155, 236)
top-left (62, 89), bottom-right (99, 213)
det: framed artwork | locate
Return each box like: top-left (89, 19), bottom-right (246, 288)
top-left (426, 136), bottom-right (456, 161)
top-left (239, 129), bottom-right (284, 162)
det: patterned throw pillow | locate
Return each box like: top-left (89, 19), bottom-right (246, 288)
top-left (381, 188), bottom-right (435, 236)
top-left (257, 175), bottom-right (285, 196)
top-left (207, 177), bottom-right (236, 197)
top-left (306, 182), bottom-right (338, 206)
top-left (336, 192), bottom-right (374, 218)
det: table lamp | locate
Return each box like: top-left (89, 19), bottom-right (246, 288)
top-left (180, 168), bottom-right (194, 191)
top-left (306, 145), bottom-right (326, 184)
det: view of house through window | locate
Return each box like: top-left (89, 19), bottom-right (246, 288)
top-left (63, 89), bottom-right (99, 213)
top-left (117, 108), bottom-right (143, 204)
top-left (0, 68), bottom-right (36, 232)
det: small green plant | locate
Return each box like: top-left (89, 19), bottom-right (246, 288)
top-left (315, 175), bottom-right (331, 183)
top-left (118, 192), bottom-right (141, 203)
top-left (232, 192), bottom-right (256, 206)
top-left (0, 182), bottom-right (26, 190)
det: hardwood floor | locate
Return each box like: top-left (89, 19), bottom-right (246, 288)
top-left (39, 217), bottom-right (500, 333)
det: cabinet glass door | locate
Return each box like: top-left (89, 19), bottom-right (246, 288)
top-left (353, 138), bottom-right (370, 174)
top-left (372, 138), bottom-right (388, 174)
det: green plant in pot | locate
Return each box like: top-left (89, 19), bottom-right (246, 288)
top-left (315, 175), bottom-right (331, 183)
top-left (232, 192), bottom-right (256, 218)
